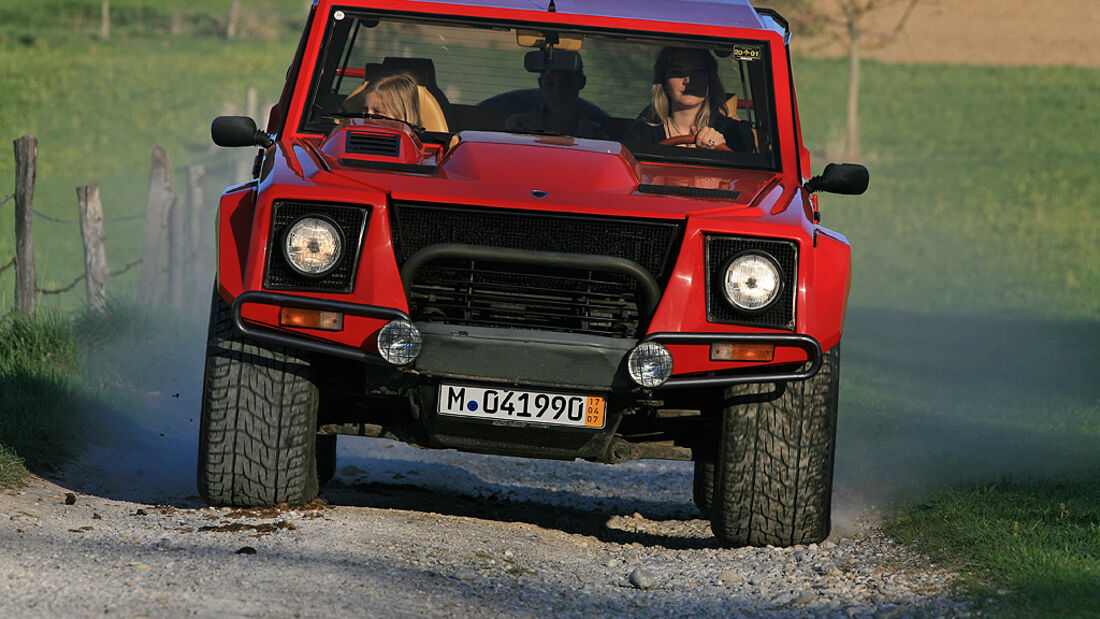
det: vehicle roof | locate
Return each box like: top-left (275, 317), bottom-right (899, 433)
top-left (322, 0), bottom-right (769, 30)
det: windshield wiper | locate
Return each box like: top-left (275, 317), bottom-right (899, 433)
top-left (507, 128), bottom-right (571, 138)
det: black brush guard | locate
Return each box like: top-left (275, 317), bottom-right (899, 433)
top-left (232, 279), bottom-right (821, 392)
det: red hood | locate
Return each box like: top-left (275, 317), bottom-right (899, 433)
top-left (284, 127), bottom-right (785, 219)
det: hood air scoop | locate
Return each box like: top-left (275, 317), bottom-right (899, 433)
top-left (346, 132), bottom-right (400, 157)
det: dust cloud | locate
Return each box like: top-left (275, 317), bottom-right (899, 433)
top-left (55, 295), bottom-right (1099, 532)
top-left (58, 305), bottom-right (209, 506)
top-left (831, 306), bottom-right (1100, 521)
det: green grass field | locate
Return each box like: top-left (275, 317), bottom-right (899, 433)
top-left (0, 4), bottom-right (1097, 614)
top-left (0, 313), bottom-right (84, 485)
top-left (0, 0), bottom-right (309, 41)
top-left (887, 478), bottom-right (1100, 616)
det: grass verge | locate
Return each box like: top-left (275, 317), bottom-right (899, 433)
top-left (0, 443), bottom-right (27, 488)
top-left (0, 313), bottom-right (85, 488)
top-left (0, 300), bottom-right (206, 491)
top-left (885, 477), bottom-right (1100, 616)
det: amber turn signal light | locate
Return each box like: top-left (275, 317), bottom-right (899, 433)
top-left (279, 307), bottom-right (344, 331)
top-left (710, 342), bottom-right (774, 362)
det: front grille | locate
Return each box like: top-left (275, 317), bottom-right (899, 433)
top-left (705, 235), bottom-right (798, 330)
top-left (346, 132), bottom-right (400, 157)
top-left (264, 202), bottom-right (369, 292)
top-left (391, 203), bottom-right (684, 337)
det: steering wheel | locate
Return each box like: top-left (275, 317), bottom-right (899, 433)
top-left (658, 133), bottom-right (732, 152)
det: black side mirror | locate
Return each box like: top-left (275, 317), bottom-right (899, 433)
top-left (805, 163), bottom-right (869, 195)
top-left (211, 116), bottom-right (273, 148)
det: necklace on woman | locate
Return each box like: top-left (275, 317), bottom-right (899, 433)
top-left (666, 117), bottom-right (690, 138)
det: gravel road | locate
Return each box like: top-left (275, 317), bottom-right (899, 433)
top-left (1, 399), bottom-right (971, 619)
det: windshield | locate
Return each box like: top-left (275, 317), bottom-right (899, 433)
top-left (300, 10), bottom-right (780, 171)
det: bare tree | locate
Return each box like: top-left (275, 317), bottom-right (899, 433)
top-left (794, 0), bottom-right (920, 159)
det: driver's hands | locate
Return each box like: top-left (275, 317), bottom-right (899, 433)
top-left (694, 126), bottom-right (726, 150)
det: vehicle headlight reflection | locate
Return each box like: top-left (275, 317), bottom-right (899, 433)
top-left (283, 216), bottom-right (343, 277)
top-left (722, 252), bottom-right (782, 312)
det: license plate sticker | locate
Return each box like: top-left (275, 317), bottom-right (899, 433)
top-left (437, 384), bottom-right (606, 429)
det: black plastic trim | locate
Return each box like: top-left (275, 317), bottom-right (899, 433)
top-left (638, 184), bottom-right (742, 200)
top-left (641, 332), bottom-right (822, 389)
top-left (399, 243), bottom-right (662, 318)
top-left (346, 131), bottom-right (400, 157)
top-left (754, 8), bottom-right (790, 35)
top-left (705, 234), bottom-right (797, 329)
top-left (230, 291), bottom-right (824, 390)
top-left (264, 201), bottom-right (369, 293)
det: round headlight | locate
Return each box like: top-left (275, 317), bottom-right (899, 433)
top-left (627, 342), bottom-right (674, 388)
top-left (283, 216), bottom-right (343, 277)
top-left (377, 320), bottom-right (422, 366)
top-left (722, 252), bottom-right (782, 312)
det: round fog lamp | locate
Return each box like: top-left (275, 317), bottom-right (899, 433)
top-left (723, 252), bottom-right (781, 312)
top-left (284, 216), bottom-right (343, 277)
top-left (377, 320), bottom-right (422, 365)
top-left (627, 342), bottom-right (673, 388)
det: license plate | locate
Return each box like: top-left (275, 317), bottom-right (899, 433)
top-left (437, 384), bottom-right (606, 429)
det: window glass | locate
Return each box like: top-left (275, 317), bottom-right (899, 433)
top-left (301, 12), bottom-right (779, 170)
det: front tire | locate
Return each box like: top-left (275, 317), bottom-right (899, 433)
top-left (710, 346), bottom-right (840, 547)
top-left (197, 290), bottom-right (320, 507)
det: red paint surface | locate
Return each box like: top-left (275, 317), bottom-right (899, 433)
top-left (218, 0), bottom-right (851, 378)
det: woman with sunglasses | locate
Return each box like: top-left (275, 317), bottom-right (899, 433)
top-left (627, 47), bottom-right (753, 152)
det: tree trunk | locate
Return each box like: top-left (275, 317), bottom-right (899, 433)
top-left (226, 0), bottom-right (240, 39)
top-left (845, 34), bottom-right (862, 161)
top-left (101, 1), bottom-right (110, 40)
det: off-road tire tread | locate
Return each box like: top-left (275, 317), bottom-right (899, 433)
top-left (197, 290), bottom-right (320, 507)
top-left (711, 346), bottom-right (840, 547)
top-left (693, 460), bottom-right (715, 516)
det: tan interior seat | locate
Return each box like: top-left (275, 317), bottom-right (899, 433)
top-left (342, 57), bottom-right (451, 133)
top-left (724, 93), bottom-right (759, 152)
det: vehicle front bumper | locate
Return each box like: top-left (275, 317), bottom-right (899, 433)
top-left (231, 290), bottom-right (823, 392)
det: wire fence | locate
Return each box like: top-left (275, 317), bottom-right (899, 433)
top-left (2, 142), bottom-right (235, 323)
top-left (3, 88), bottom-right (266, 321)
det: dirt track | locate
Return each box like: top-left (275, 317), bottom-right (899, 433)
top-left (795, 0), bottom-right (1100, 67)
top-left (1, 428), bottom-right (969, 618)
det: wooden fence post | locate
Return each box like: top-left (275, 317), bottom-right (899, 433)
top-left (13, 136), bottom-right (37, 318)
top-left (168, 195), bottom-right (185, 310)
top-left (187, 164), bottom-right (208, 296)
top-left (77, 185), bottom-right (109, 312)
top-left (139, 146), bottom-right (174, 305)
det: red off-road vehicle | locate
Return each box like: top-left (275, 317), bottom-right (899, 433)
top-left (201, 0), bottom-right (867, 547)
